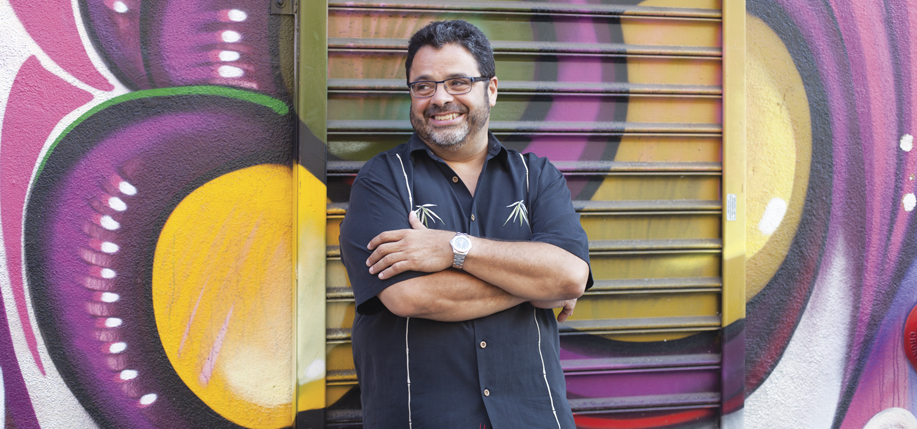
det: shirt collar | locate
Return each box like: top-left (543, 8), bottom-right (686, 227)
top-left (406, 131), bottom-right (510, 167)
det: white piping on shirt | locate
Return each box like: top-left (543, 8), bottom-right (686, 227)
top-left (396, 153), bottom-right (413, 211)
top-left (406, 317), bottom-right (413, 428)
top-left (535, 308), bottom-right (562, 429)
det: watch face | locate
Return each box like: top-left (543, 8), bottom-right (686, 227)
top-left (452, 235), bottom-right (472, 252)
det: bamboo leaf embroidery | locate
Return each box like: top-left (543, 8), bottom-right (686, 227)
top-left (504, 200), bottom-right (529, 226)
top-left (413, 204), bottom-right (443, 227)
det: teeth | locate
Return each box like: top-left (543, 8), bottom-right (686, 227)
top-left (433, 113), bottom-right (459, 121)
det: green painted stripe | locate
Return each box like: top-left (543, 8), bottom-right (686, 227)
top-left (36, 86), bottom-right (289, 180)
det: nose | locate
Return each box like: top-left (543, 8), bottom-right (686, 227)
top-left (429, 82), bottom-right (455, 106)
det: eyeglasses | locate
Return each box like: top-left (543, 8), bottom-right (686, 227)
top-left (408, 76), bottom-right (492, 98)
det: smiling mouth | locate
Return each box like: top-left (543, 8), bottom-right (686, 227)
top-left (432, 112), bottom-right (462, 121)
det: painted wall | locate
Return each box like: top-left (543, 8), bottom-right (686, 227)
top-left (745, 0), bottom-right (917, 428)
top-left (0, 1), bottom-right (308, 427)
top-left (7, 0), bottom-right (917, 428)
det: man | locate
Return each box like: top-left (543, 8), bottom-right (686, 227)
top-left (339, 20), bottom-right (592, 428)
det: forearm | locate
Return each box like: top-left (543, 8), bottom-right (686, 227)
top-left (462, 238), bottom-right (589, 301)
top-left (378, 269), bottom-right (527, 322)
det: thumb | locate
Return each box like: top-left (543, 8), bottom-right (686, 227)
top-left (409, 210), bottom-right (426, 229)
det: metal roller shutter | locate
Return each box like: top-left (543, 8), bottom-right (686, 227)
top-left (301, 1), bottom-right (745, 427)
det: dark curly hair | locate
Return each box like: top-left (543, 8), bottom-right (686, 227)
top-left (405, 20), bottom-right (495, 85)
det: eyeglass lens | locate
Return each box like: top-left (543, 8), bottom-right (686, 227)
top-left (411, 78), bottom-right (474, 97)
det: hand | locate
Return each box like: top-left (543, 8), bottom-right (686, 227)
top-left (530, 298), bottom-right (577, 323)
top-left (366, 211), bottom-right (455, 279)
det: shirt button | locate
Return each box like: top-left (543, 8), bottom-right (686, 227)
top-left (483, 389), bottom-right (490, 397)
top-left (480, 340), bottom-right (487, 349)
top-left (471, 214), bottom-right (476, 221)
top-left (452, 176), bottom-right (459, 183)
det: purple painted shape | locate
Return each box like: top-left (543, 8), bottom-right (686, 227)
top-left (565, 367), bottom-right (719, 399)
top-left (81, 0), bottom-right (148, 90)
top-left (144, 0), bottom-right (279, 95)
top-left (9, 0), bottom-right (113, 91)
top-left (526, 12), bottom-right (605, 167)
top-left (0, 275), bottom-right (40, 428)
top-left (826, 0), bottom-right (900, 401)
top-left (1, 56), bottom-right (93, 376)
top-left (27, 94), bottom-right (291, 428)
top-left (841, 253), bottom-right (917, 428)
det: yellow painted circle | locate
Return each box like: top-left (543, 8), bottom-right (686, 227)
top-left (153, 164), bottom-right (293, 428)
top-left (746, 15), bottom-right (813, 299)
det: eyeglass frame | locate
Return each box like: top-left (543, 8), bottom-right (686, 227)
top-left (407, 76), bottom-right (493, 98)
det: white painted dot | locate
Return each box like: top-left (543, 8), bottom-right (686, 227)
top-left (901, 134), bottom-right (914, 152)
top-left (105, 318), bottom-right (123, 328)
top-left (120, 369), bottom-right (138, 380)
top-left (100, 215), bottom-right (120, 230)
top-left (904, 194), bottom-right (916, 212)
top-left (100, 242), bottom-right (120, 254)
top-left (219, 50), bottom-right (240, 62)
top-left (863, 408), bottom-right (917, 429)
top-left (758, 197), bottom-right (788, 235)
top-left (218, 65), bottom-right (244, 78)
top-left (108, 197), bottom-right (127, 212)
top-left (112, 1), bottom-right (128, 13)
top-left (118, 181), bottom-right (137, 196)
top-left (140, 393), bottom-right (158, 406)
top-left (100, 268), bottom-right (117, 279)
top-left (101, 292), bottom-right (120, 303)
top-left (221, 31), bottom-right (241, 43)
top-left (227, 9), bottom-right (247, 22)
top-left (109, 342), bottom-right (127, 353)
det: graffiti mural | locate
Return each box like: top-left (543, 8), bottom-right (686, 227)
top-left (0, 0), bottom-right (322, 427)
top-left (745, 0), bottom-right (917, 428)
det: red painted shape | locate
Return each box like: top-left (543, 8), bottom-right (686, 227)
top-left (9, 0), bottom-right (113, 91)
top-left (1, 56), bottom-right (93, 375)
top-left (903, 303), bottom-right (917, 372)
top-left (573, 409), bottom-right (711, 429)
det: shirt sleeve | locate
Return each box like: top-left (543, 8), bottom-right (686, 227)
top-left (339, 158), bottom-right (429, 315)
top-left (526, 154), bottom-right (594, 290)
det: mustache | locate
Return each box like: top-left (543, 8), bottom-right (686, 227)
top-left (424, 105), bottom-right (467, 117)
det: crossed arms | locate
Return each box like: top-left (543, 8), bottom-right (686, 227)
top-left (367, 211), bottom-right (589, 322)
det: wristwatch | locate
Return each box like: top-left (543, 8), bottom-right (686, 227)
top-left (450, 232), bottom-right (472, 270)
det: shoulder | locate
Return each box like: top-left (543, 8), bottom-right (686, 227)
top-left (504, 148), bottom-right (562, 182)
top-left (354, 142), bottom-right (412, 184)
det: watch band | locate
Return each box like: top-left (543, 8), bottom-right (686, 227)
top-left (453, 252), bottom-right (467, 270)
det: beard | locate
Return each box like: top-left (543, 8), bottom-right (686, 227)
top-left (410, 91), bottom-right (490, 150)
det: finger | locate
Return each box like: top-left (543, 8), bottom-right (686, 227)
top-left (366, 241), bottom-right (398, 268)
top-left (367, 230), bottom-right (402, 250)
top-left (408, 211), bottom-right (427, 230)
top-left (556, 301), bottom-right (576, 323)
top-left (369, 251), bottom-right (402, 275)
top-left (378, 260), bottom-right (408, 280)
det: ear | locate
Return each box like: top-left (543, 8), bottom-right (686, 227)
top-left (488, 76), bottom-right (498, 106)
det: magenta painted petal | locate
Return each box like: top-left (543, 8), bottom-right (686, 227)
top-left (9, 1), bottom-right (113, 91)
top-left (1, 56), bottom-right (93, 375)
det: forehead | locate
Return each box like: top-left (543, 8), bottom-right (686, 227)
top-left (408, 43), bottom-right (480, 81)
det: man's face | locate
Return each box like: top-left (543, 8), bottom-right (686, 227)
top-left (408, 43), bottom-right (498, 151)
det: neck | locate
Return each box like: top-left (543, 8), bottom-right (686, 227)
top-left (424, 127), bottom-right (490, 196)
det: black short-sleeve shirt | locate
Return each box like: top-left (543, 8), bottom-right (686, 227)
top-left (339, 132), bottom-right (592, 428)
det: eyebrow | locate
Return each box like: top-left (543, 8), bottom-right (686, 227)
top-left (412, 72), bottom-right (476, 81)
